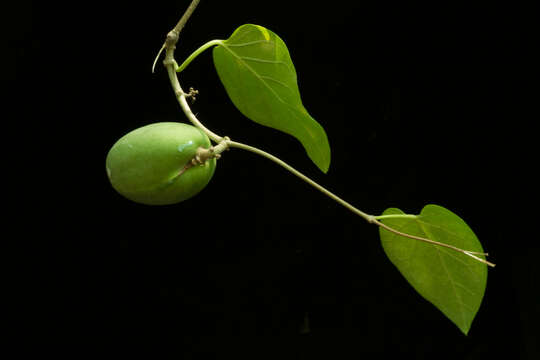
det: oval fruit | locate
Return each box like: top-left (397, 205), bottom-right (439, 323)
top-left (106, 122), bottom-right (216, 205)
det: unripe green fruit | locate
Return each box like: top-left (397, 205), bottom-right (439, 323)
top-left (106, 122), bottom-right (216, 205)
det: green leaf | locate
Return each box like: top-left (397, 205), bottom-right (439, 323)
top-left (378, 204), bottom-right (487, 335)
top-left (212, 24), bottom-right (331, 173)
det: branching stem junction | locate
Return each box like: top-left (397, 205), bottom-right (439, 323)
top-left (154, 0), bottom-right (495, 268)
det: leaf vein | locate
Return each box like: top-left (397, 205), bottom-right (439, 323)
top-left (416, 219), bottom-right (471, 245)
top-left (381, 220), bottom-right (419, 266)
top-left (239, 56), bottom-right (288, 66)
top-left (453, 281), bottom-right (477, 296)
top-left (220, 44), bottom-right (300, 110)
top-left (238, 56), bottom-right (295, 78)
top-left (419, 221), bottom-right (469, 330)
top-left (221, 44), bottom-right (286, 103)
top-left (435, 247), bottom-right (483, 282)
top-left (414, 218), bottom-right (484, 281)
top-left (226, 40), bottom-right (274, 47)
top-left (260, 75), bottom-right (293, 91)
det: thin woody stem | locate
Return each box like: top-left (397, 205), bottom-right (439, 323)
top-left (229, 140), bottom-right (495, 267)
top-left (156, 0), bottom-right (495, 268)
top-left (170, 0), bottom-right (201, 40)
top-left (153, 0), bottom-right (201, 73)
top-left (158, 0), bottom-right (222, 142)
top-left (164, 62), bottom-right (223, 142)
top-left (227, 140), bottom-right (374, 222)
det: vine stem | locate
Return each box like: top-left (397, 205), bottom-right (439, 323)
top-left (164, 62), bottom-right (223, 142)
top-left (226, 140), bottom-right (495, 267)
top-left (156, 0), bottom-right (495, 268)
top-left (227, 140), bottom-right (374, 223)
top-left (168, 0), bottom-right (201, 43)
top-left (176, 39), bottom-right (223, 73)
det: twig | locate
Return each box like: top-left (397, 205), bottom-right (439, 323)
top-left (154, 0), bottom-right (495, 268)
top-left (168, 0), bottom-right (202, 42)
top-left (155, 0), bottom-right (222, 142)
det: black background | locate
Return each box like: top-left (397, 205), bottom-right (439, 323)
top-left (8, 0), bottom-right (537, 358)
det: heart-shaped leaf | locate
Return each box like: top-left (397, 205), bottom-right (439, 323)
top-left (212, 24), bottom-right (331, 173)
top-left (378, 204), bottom-right (488, 335)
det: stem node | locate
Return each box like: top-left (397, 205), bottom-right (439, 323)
top-left (366, 215), bottom-right (377, 224)
top-left (166, 30), bottom-right (179, 46)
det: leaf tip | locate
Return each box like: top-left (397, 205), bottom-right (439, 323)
top-left (318, 161), bottom-right (330, 174)
top-left (458, 322), bottom-right (472, 336)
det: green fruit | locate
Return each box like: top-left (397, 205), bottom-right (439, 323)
top-left (106, 122), bottom-right (216, 205)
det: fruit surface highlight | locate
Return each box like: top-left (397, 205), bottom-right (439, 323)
top-left (106, 122), bottom-right (216, 205)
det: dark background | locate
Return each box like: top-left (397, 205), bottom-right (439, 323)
top-left (8, 0), bottom-right (537, 358)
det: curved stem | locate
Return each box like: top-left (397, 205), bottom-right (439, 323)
top-left (158, 0), bottom-right (223, 143)
top-left (226, 140), bottom-right (495, 267)
top-left (156, 0), bottom-right (495, 268)
top-left (227, 140), bottom-right (374, 222)
top-left (165, 63), bottom-right (223, 143)
top-left (374, 214), bottom-right (418, 221)
top-left (177, 39), bottom-right (223, 73)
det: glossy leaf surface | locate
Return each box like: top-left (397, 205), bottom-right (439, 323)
top-left (213, 24), bottom-right (331, 172)
top-left (379, 204), bottom-right (487, 335)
